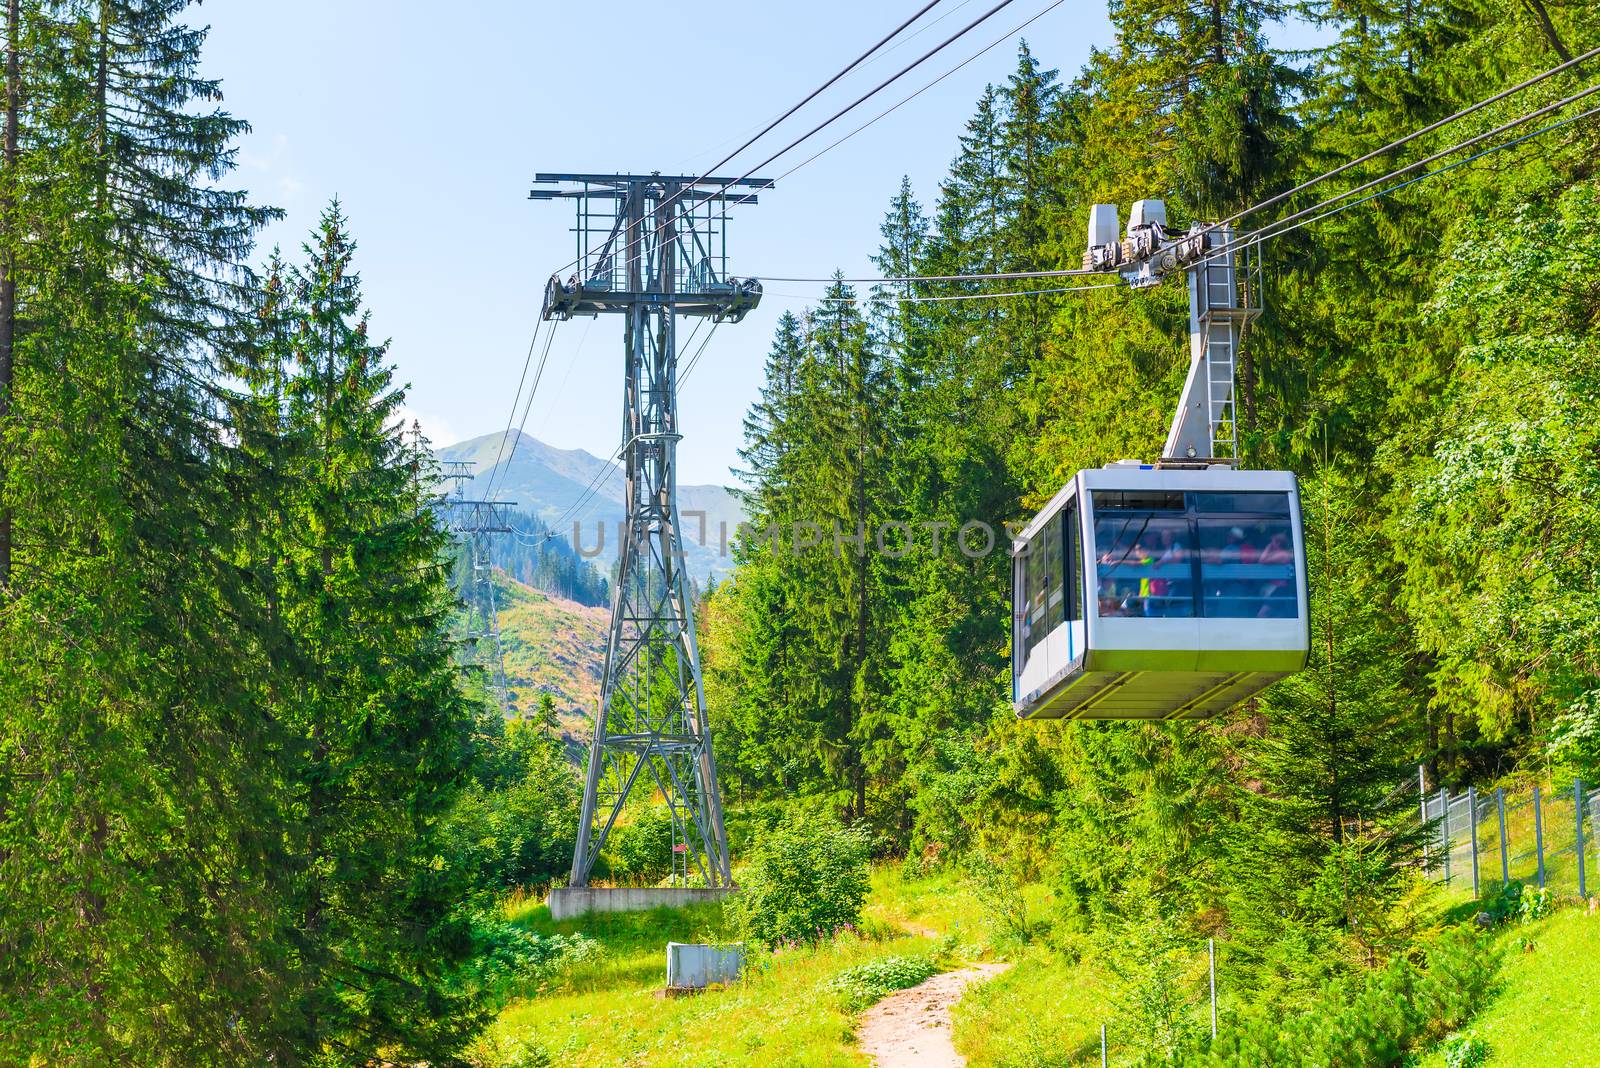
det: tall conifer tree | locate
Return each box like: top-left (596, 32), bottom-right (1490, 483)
top-left (263, 203), bottom-right (482, 1063)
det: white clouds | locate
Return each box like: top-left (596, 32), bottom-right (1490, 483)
top-left (393, 404), bottom-right (456, 448)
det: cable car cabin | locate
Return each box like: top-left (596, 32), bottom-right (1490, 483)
top-left (1012, 464), bottom-right (1308, 721)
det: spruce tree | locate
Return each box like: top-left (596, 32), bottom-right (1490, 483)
top-left (0, 1), bottom-right (285, 1059)
top-left (257, 203), bottom-right (482, 1063)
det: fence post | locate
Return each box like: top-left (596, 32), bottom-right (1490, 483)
top-left (1419, 765), bottom-right (1428, 870)
top-left (1591, 788), bottom-right (1599, 894)
top-left (1440, 789), bottom-right (1452, 885)
top-left (1468, 785), bottom-right (1480, 899)
top-left (1497, 788), bottom-right (1509, 885)
top-left (1101, 1023), bottom-right (1107, 1068)
top-left (1209, 938), bottom-right (1217, 1040)
top-left (1578, 780), bottom-right (1587, 900)
top-left (1533, 785), bottom-right (1546, 890)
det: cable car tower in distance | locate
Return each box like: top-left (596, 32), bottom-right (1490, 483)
top-left (1010, 202), bottom-right (1310, 722)
top-left (531, 173), bottom-right (768, 889)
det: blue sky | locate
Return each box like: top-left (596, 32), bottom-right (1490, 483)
top-left (200, 1), bottom-right (1317, 485)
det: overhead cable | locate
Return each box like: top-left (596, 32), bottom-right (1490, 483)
top-left (1201, 80), bottom-right (1600, 266)
top-left (677, 320), bottom-right (723, 388)
top-left (481, 315), bottom-right (546, 501)
top-left (1211, 42), bottom-right (1600, 234)
top-left (568, 0), bottom-right (1026, 283)
top-left (771, 77), bottom-right (1600, 293)
top-left (737, 0), bottom-right (1066, 205)
top-left (1238, 99), bottom-right (1600, 254)
top-left (549, 0), bottom-right (946, 279)
top-left (797, 280), bottom-right (1121, 303)
top-left (486, 316), bottom-right (562, 502)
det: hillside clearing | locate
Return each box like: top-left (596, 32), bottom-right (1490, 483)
top-left (481, 869), bottom-right (1007, 1066)
top-left (1414, 907), bottom-right (1599, 1067)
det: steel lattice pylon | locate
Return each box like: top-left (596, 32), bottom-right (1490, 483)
top-left (439, 460), bottom-right (515, 712)
top-left (531, 172), bottom-right (769, 888)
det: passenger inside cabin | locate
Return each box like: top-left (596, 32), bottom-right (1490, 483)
top-left (1256, 531), bottom-right (1294, 616)
top-left (1218, 526), bottom-right (1247, 562)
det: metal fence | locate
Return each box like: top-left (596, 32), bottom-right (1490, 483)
top-left (1420, 775), bottom-right (1599, 900)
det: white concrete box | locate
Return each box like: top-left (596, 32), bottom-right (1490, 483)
top-left (665, 942), bottom-right (743, 990)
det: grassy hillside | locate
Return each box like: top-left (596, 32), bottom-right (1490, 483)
top-left (1415, 907), bottom-right (1599, 1068)
top-left (495, 572), bottom-right (607, 740)
top-left (477, 869), bottom-right (992, 1068)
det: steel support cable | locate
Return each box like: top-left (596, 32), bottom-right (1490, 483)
top-left (565, 0), bottom-right (1023, 284)
top-left (481, 314), bottom-right (545, 503)
top-left (486, 315), bottom-right (562, 503)
top-left (532, 314), bottom-right (594, 432)
top-left (1202, 42), bottom-right (1600, 237)
top-left (1234, 100), bottom-right (1600, 254)
top-left (803, 101), bottom-right (1600, 304)
top-left (739, 0), bottom-right (1066, 206)
top-left (548, 0), bottom-right (945, 279)
top-left (560, 463), bottom-right (622, 531)
top-left (676, 320), bottom-right (722, 388)
top-left (777, 76), bottom-right (1600, 292)
top-left (1197, 80), bottom-right (1600, 269)
top-left (552, 445), bottom-right (625, 531)
top-left (766, 60), bottom-right (1600, 289)
top-left (714, 0), bottom-right (1020, 195)
top-left (790, 279), bottom-right (1120, 302)
top-left (559, 319), bottom-right (717, 539)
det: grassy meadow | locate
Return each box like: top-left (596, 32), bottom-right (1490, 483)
top-left (477, 869), bottom-right (999, 1067)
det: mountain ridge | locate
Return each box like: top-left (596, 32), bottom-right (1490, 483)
top-left (436, 430), bottom-right (744, 583)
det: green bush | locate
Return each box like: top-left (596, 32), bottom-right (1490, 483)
top-left (468, 1032), bottom-right (554, 1068)
top-left (1517, 886), bottom-right (1553, 924)
top-left (452, 916), bottom-right (600, 1005)
top-left (605, 805), bottom-right (676, 886)
top-left (1441, 1031), bottom-right (1491, 1068)
top-left (827, 955), bottom-right (939, 1010)
top-left (1177, 930), bottom-right (1496, 1066)
top-left (447, 715), bottom-right (580, 896)
top-left (726, 818), bottom-right (872, 947)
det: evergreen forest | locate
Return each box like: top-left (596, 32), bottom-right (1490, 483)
top-left (482, 509), bottom-right (610, 608)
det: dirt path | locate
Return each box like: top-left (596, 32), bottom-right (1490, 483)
top-left (856, 962), bottom-right (1011, 1068)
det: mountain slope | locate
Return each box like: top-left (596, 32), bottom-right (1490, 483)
top-left (495, 573), bottom-right (606, 744)
top-left (437, 430), bottom-right (743, 582)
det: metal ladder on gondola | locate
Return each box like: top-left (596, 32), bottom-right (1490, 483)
top-left (1200, 243), bottom-right (1239, 460)
top-left (1083, 205), bottom-right (1263, 463)
top-left (1164, 227), bottom-right (1259, 463)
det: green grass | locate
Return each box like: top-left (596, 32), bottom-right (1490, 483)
top-left (1412, 906), bottom-right (1599, 1067)
top-left (477, 868), bottom-right (1004, 1067)
top-left (953, 948), bottom-right (1116, 1068)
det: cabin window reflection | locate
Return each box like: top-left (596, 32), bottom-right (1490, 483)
top-left (1196, 518), bottom-right (1297, 618)
top-left (1065, 500), bottom-right (1083, 621)
top-left (1043, 512), bottom-right (1063, 633)
top-left (1093, 513), bottom-right (1194, 618)
top-left (1090, 490), bottom-right (1299, 619)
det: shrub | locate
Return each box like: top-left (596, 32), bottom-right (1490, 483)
top-left (1176, 929), bottom-right (1496, 1065)
top-left (965, 848), bottom-right (1041, 947)
top-left (1441, 1031), bottom-right (1491, 1068)
top-left (453, 916), bottom-right (601, 1004)
top-left (726, 818), bottom-right (872, 947)
top-left (827, 955), bottom-right (939, 1010)
top-left (1517, 886), bottom-right (1553, 924)
top-left (605, 805), bottom-right (676, 886)
top-left (1100, 909), bottom-right (1205, 1062)
top-left (468, 1032), bottom-right (554, 1068)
